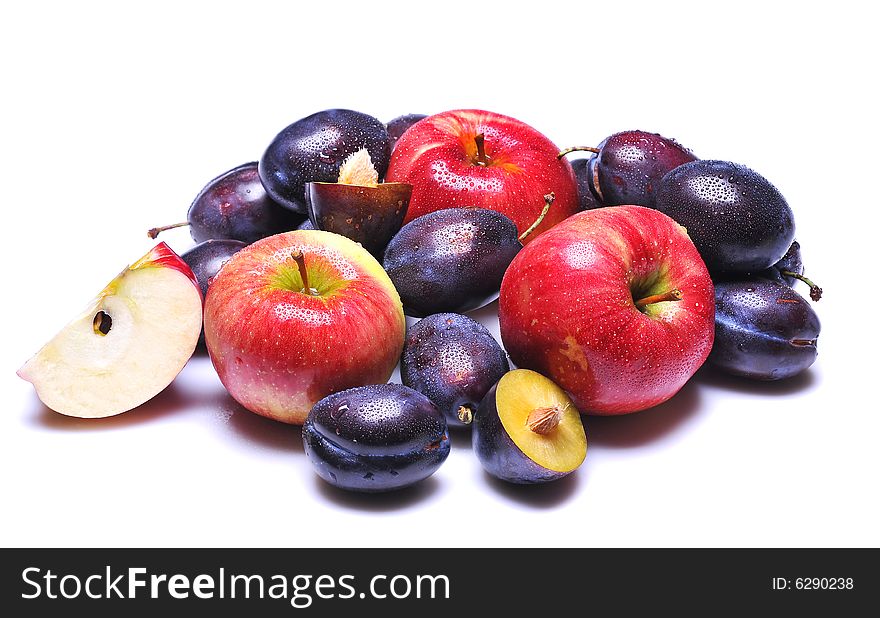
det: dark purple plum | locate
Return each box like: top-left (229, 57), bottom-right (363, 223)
top-left (382, 207), bottom-right (523, 317)
top-left (570, 157), bottom-right (603, 210)
top-left (401, 313), bottom-right (509, 427)
top-left (761, 241), bottom-right (823, 301)
top-left (180, 239), bottom-right (247, 298)
top-left (593, 130), bottom-right (696, 207)
top-left (295, 217), bottom-right (315, 231)
top-left (709, 278), bottom-right (820, 380)
top-left (764, 241), bottom-right (803, 286)
top-left (473, 369), bottom-right (586, 485)
top-left (302, 384), bottom-right (450, 493)
top-left (180, 239), bottom-right (246, 345)
top-left (386, 114), bottom-right (427, 150)
top-left (655, 160), bottom-right (796, 276)
top-left (259, 109), bottom-right (390, 214)
top-left (148, 163), bottom-right (304, 243)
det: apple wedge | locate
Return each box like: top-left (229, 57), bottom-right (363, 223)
top-left (17, 242), bottom-right (203, 418)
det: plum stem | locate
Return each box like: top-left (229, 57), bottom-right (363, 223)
top-left (527, 405), bottom-right (563, 435)
top-left (518, 193), bottom-right (555, 243)
top-left (457, 405), bottom-right (474, 425)
top-left (791, 338), bottom-right (817, 347)
top-left (147, 222), bottom-right (189, 239)
top-left (557, 146), bottom-right (600, 159)
top-left (474, 133), bottom-right (489, 166)
top-left (635, 288), bottom-right (683, 308)
top-left (291, 251), bottom-right (317, 296)
top-left (781, 271), bottom-right (823, 301)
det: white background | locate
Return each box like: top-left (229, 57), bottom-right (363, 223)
top-left (1, 1), bottom-right (877, 548)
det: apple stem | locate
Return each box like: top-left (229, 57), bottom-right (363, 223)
top-left (474, 133), bottom-right (489, 166)
top-left (147, 222), bottom-right (189, 239)
top-left (635, 288), bottom-right (683, 308)
top-left (527, 404), bottom-right (564, 435)
top-left (518, 193), bottom-right (555, 243)
top-left (781, 271), bottom-right (823, 301)
top-left (557, 146), bottom-right (601, 159)
top-left (291, 251), bottom-right (317, 296)
top-left (457, 405), bottom-right (474, 425)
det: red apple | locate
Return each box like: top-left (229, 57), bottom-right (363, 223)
top-left (499, 206), bottom-right (714, 414)
top-left (18, 242), bottom-right (203, 418)
top-left (385, 109), bottom-right (579, 243)
top-left (204, 230), bottom-right (405, 424)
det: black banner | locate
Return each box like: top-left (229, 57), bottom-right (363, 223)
top-left (1, 548), bottom-right (876, 615)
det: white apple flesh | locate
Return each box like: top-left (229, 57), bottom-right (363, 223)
top-left (17, 242), bottom-right (203, 418)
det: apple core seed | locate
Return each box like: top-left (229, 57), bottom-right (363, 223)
top-left (92, 310), bottom-right (112, 336)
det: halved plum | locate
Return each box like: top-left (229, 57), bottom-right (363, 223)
top-left (473, 369), bottom-right (586, 484)
top-left (306, 149), bottom-right (411, 256)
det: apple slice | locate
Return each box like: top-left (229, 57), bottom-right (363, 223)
top-left (17, 242), bottom-right (203, 418)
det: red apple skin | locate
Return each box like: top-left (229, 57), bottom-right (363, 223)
top-left (204, 230), bottom-right (405, 424)
top-left (134, 241), bottom-right (203, 303)
top-left (385, 109), bottom-right (579, 243)
top-left (499, 206), bottom-right (714, 415)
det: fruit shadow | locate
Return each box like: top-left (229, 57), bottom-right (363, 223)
top-left (312, 475), bottom-right (441, 512)
top-left (694, 364), bottom-right (819, 396)
top-left (217, 394), bottom-right (304, 454)
top-left (447, 425), bottom-right (473, 452)
top-left (584, 378), bottom-right (703, 448)
top-left (481, 469), bottom-right (583, 509)
top-left (29, 383), bottom-right (192, 431)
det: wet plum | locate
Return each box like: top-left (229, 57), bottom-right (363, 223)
top-left (401, 313), bottom-right (509, 427)
top-left (592, 130), bottom-right (696, 207)
top-left (302, 384), bottom-right (450, 492)
top-left (149, 163), bottom-right (304, 243)
top-left (180, 239), bottom-right (246, 345)
top-left (655, 160), bottom-right (796, 275)
top-left (763, 241), bottom-right (803, 286)
top-left (383, 204), bottom-right (545, 317)
top-left (709, 278), bottom-right (820, 380)
top-left (761, 241), bottom-right (823, 301)
top-left (295, 217), bottom-right (315, 231)
top-left (570, 157), bottom-right (603, 210)
top-left (386, 114), bottom-right (427, 150)
top-left (180, 239), bottom-right (247, 299)
top-left (259, 109), bottom-right (390, 214)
